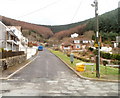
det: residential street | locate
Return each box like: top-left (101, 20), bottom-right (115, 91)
top-left (1, 49), bottom-right (119, 96)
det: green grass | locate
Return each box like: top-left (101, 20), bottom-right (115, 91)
top-left (49, 49), bottom-right (119, 80)
top-left (50, 49), bottom-right (83, 68)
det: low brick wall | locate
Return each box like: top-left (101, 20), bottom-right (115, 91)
top-left (0, 54), bottom-right (26, 70)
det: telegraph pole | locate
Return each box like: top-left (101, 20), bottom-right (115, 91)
top-left (92, 0), bottom-right (100, 78)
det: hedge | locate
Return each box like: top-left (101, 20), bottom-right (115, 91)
top-left (100, 52), bottom-right (120, 60)
top-left (111, 60), bottom-right (120, 65)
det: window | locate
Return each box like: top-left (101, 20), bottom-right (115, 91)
top-left (74, 40), bottom-right (80, 44)
top-left (64, 47), bottom-right (70, 49)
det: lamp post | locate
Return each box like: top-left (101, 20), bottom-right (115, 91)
top-left (91, 0), bottom-right (100, 78)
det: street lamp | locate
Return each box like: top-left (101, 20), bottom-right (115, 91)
top-left (91, 0), bottom-right (100, 78)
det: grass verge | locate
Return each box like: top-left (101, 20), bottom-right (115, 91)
top-left (50, 49), bottom-right (119, 80)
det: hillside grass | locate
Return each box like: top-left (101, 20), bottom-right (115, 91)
top-left (49, 49), bottom-right (119, 80)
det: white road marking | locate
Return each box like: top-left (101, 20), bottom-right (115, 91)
top-left (7, 79), bottom-right (18, 81)
top-left (46, 60), bottom-right (49, 77)
top-left (5, 56), bottom-right (37, 79)
top-left (46, 80), bottom-right (58, 83)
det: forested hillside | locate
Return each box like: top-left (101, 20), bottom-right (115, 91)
top-left (0, 16), bottom-right (54, 39)
top-left (44, 8), bottom-right (119, 34)
top-left (43, 20), bottom-right (87, 33)
top-left (45, 8), bottom-right (120, 42)
top-left (86, 8), bottom-right (119, 33)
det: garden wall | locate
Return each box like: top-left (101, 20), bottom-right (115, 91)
top-left (0, 54), bottom-right (26, 70)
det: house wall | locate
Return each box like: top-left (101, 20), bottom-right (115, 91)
top-left (0, 23), bottom-right (20, 51)
top-left (0, 22), bottom-right (6, 48)
top-left (73, 44), bottom-right (81, 50)
top-left (13, 44), bottom-right (19, 51)
top-left (8, 26), bottom-right (28, 52)
top-left (6, 43), bottom-right (12, 50)
top-left (74, 40), bottom-right (80, 44)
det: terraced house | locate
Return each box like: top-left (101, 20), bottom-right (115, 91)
top-left (0, 21), bottom-right (19, 51)
top-left (7, 26), bottom-right (28, 53)
top-left (0, 21), bottom-right (28, 52)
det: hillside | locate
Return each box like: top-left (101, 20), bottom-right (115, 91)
top-left (52, 24), bottom-right (86, 40)
top-left (44, 8), bottom-right (119, 34)
top-left (43, 20), bottom-right (87, 33)
top-left (0, 15), bottom-right (87, 41)
top-left (47, 8), bottom-right (120, 42)
top-left (86, 8), bottom-right (120, 33)
top-left (0, 16), bottom-right (54, 39)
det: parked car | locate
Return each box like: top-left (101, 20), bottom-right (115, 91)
top-left (38, 46), bottom-right (43, 51)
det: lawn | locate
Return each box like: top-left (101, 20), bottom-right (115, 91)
top-left (49, 49), bottom-right (119, 80)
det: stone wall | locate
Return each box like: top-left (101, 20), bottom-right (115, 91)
top-left (0, 54), bottom-right (26, 70)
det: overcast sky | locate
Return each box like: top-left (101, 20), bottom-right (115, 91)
top-left (0, 0), bottom-right (119, 25)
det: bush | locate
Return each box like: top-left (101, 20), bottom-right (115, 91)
top-left (88, 47), bottom-right (94, 52)
top-left (111, 60), bottom-right (120, 65)
top-left (93, 50), bottom-right (97, 55)
top-left (103, 60), bottom-right (108, 66)
top-left (101, 52), bottom-right (120, 60)
top-left (114, 54), bottom-right (120, 60)
top-left (118, 42), bottom-right (120, 48)
top-left (79, 57), bottom-right (90, 62)
top-left (101, 52), bottom-right (111, 59)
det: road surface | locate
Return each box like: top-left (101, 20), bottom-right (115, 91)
top-left (0, 49), bottom-right (119, 96)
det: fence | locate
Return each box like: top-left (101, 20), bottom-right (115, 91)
top-left (0, 51), bottom-right (25, 59)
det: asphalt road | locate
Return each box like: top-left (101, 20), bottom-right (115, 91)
top-left (1, 48), bottom-right (119, 96)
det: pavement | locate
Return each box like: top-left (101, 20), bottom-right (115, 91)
top-left (0, 48), bottom-right (119, 96)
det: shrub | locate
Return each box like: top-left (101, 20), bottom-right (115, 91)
top-left (90, 54), bottom-right (94, 58)
top-left (104, 53), bottom-right (111, 59)
top-left (88, 47), bottom-right (94, 52)
top-left (111, 54), bottom-right (116, 60)
top-left (111, 60), bottom-right (120, 65)
top-left (101, 52), bottom-right (120, 60)
top-left (93, 50), bottom-right (97, 55)
top-left (103, 60), bottom-right (108, 66)
top-left (118, 42), bottom-right (120, 48)
top-left (114, 54), bottom-right (120, 60)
